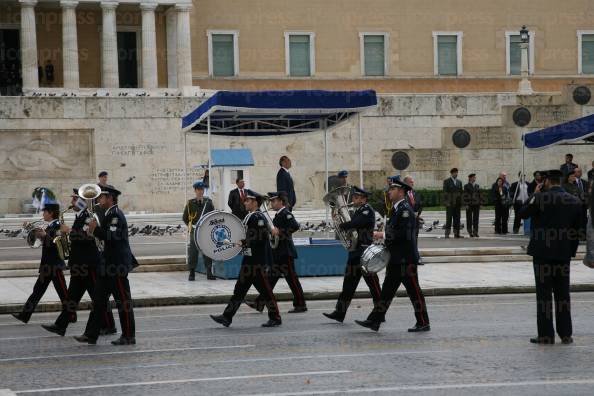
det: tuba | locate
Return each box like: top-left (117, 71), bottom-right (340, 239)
top-left (54, 206), bottom-right (73, 261)
top-left (323, 186), bottom-right (358, 252)
top-left (22, 219), bottom-right (47, 248)
top-left (77, 184), bottom-right (104, 251)
top-left (260, 197), bottom-right (280, 249)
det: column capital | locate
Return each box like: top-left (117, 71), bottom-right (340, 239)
top-left (60, 1), bottom-right (79, 9)
top-left (19, 0), bottom-right (38, 8)
top-left (140, 3), bottom-right (158, 11)
top-left (174, 3), bottom-right (192, 12)
top-left (100, 2), bottom-right (118, 11)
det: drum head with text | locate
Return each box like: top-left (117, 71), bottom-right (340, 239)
top-left (195, 211), bottom-right (246, 261)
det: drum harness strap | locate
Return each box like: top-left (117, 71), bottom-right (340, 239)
top-left (187, 199), bottom-right (209, 235)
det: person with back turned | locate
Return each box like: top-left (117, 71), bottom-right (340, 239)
top-left (520, 170), bottom-right (581, 345)
top-left (443, 168), bottom-right (463, 238)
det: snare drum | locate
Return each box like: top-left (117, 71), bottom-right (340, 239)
top-left (360, 244), bottom-right (390, 274)
top-left (195, 211), bottom-right (246, 261)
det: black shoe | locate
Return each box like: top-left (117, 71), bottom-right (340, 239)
top-left (444, 234), bottom-right (450, 239)
top-left (73, 335), bottom-right (97, 345)
top-left (245, 301), bottom-right (264, 313)
top-left (323, 311), bottom-right (344, 323)
top-left (454, 234), bottom-right (463, 239)
top-left (355, 319), bottom-right (380, 332)
top-left (288, 307), bottom-right (307, 313)
top-left (474, 234), bottom-right (480, 238)
top-left (561, 336), bottom-right (574, 344)
top-left (111, 337), bottom-right (136, 345)
top-left (99, 327), bottom-right (118, 336)
top-left (261, 319), bottom-right (282, 327)
top-left (408, 323), bottom-right (431, 332)
top-left (41, 324), bottom-right (66, 336)
top-left (530, 336), bottom-right (555, 344)
top-left (210, 314), bottom-right (231, 327)
top-left (207, 274), bottom-right (217, 280)
top-left (188, 271), bottom-right (195, 281)
top-left (11, 313), bottom-right (28, 324)
top-left (69, 313), bottom-right (77, 323)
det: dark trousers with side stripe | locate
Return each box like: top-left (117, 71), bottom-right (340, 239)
top-left (223, 263), bottom-right (281, 322)
top-left (85, 274), bottom-right (135, 340)
top-left (533, 257), bottom-right (572, 339)
top-left (55, 265), bottom-right (115, 330)
top-left (254, 257), bottom-right (306, 309)
top-left (20, 265), bottom-right (69, 322)
top-left (368, 261), bottom-right (429, 326)
top-left (335, 256), bottom-right (382, 318)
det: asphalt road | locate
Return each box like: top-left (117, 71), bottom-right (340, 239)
top-left (2, 293), bottom-right (594, 395)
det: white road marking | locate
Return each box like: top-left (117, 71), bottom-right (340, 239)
top-left (0, 344), bottom-right (255, 363)
top-left (14, 370), bottom-right (351, 393)
top-left (241, 378), bottom-right (594, 395)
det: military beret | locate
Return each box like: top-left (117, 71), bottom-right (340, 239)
top-left (192, 181), bottom-right (206, 189)
top-left (351, 186), bottom-right (370, 197)
top-left (387, 175), bottom-right (401, 183)
top-left (337, 170), bottom-right (349, 178)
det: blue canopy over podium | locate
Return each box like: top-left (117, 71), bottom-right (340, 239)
top-left (523, 113), bottom-right (594, 149)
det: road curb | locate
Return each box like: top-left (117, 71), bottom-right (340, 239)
top-left (3, 284), bottom-right (594, 315)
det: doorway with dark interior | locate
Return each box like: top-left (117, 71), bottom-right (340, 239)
top-left (0, 28), bottom-right (22, 95)
top-left (117, 31), bottom-right (138, 88)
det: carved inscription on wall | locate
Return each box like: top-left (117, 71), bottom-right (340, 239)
top-left (384, 149), bottom-right (455, 172)
top-left (0, 129), bottom-right (93, 179)
top-left (152, 168), bottom-right (203, 193)
top-left (442, 127), bottom-right (515, 149)
top-left (111, 144), bottom-right (167, 157)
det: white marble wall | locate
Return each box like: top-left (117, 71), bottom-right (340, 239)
top-left (0, 90), bottom-right (593, 214)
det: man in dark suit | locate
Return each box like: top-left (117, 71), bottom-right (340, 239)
top-left (528, 171), bottom-right (544, 195)
top-left (520, 170), bottom-right (582, 345)
top-left (211, 191), bottom-right (282, 328)
top-left (12, 202), bottom-right (71, 324)
top-left (276, 156), bottom-right (296, 210)
top-left (248, 191), bottom-right (307, 313)
top-left (355, 180), bottom-right (429, 332)
top-left (463, 173), bottom-right (481, 237)
top-left (587, 160), bottom-right (594, 184)
top-left (227, 178), bottom-right (249, 220)
top-left (573, 168), bottom-right (589, 239)
top-left (323, 186), bottom-right (381, 323)
top-left (41, 189), bottom-right (116, 337)
top-left (442, 168), bottom-right (463, 238)
top-left (560, 153), bottom-right (577, 177)
top-left (510, 173), bottom-right (530, 234)
top-left (75, 185), bottom-right (138, 345)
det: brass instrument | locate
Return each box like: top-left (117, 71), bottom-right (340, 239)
top-left (260, 197), bottom-right (280, 249)
top-left (77, 183), bottom-right (103, 251)
top-left (54, 207), bottom-right (73, 261)
top-left (323, 186), bottom-right (358, 252)
top-left (21, 219), bottom-right (47, 248)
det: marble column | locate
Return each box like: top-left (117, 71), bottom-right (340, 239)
top-left (165, 7), bottom-right (177, 88)
top-left (100, 2), bottom-right (119, 88)
top-left (19, 0), bottom-right (39, 90)
top-left (140, 3), bottom-right (158, 88)
top-left (60, 1), bottom-right (80, 89)
top-left (175, 4), bottom-right (192, 88)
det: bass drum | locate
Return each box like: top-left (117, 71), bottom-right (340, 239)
top-left (195, 211), bottom-right (246, 261)
top-left (360, 244), bottom-right (390, 274)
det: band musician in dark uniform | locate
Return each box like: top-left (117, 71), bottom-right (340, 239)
top-left (12, 202), bottom-right (71, 324)
top-left (211, 191), bottom-right (282, 328)
top-left (323, 186), bottom-right (381, 323)
top-left (75, 185), bottom-right (138, 345)
top-left (247, 191), bottom-right (307, 313)
top-left (520, 169), bottom-right (581, 345)
top-left (356, 180), bottom-right (430, 332)
top-left (41, 189), bottom-right (116, 337)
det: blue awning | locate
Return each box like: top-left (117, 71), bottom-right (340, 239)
top-left (210, 149), bottom-right (254, 167)
top-left (524, 113), bottom-right (594, 149)
top-left (181, 90), bottom-right (377, 135)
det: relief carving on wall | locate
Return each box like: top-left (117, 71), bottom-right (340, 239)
top-left (0, 130), bottom-right (94, 179)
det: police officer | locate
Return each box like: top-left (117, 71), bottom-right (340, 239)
top-left (211, 191), bottom-right (282, 328)
top-left (520, 170), bottom-right (581, 345)
top-left (12, 202), bottom-right (71, 324)
top-left (75, 185), bottom-right (138, 345)
top-left (323, 186), bottom-right (381, 322)
top-left (248, 191), bottom-right (307, 313)
top-left (355, 180), bottom-right (430, 332)
top-left (41, 189), bottom-right (116, 336)
top-left (183, 181), bottom-right (215, 280)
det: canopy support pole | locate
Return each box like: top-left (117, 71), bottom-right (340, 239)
top-left (358, 113), bottom-right (363, 188)
top-left (207, 115), bottom-right (213, 200)
top-left (324, 119), bottom-right (329, 226)
top-left (182, 129), bottom-right (188, 268)
top-left (521, 131), bottom-right (525, 183)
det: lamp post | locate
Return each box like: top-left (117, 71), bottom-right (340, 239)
top-left (518, 25), bottom-right (533, 95)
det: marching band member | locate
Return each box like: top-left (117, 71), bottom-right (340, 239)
top-left (183, 181), bottom-right (216, 281)
top-left (211, 191), bottom-right (282, 328)
top-left (323, 186), bottom-right (381, 322)
top-left (356, 179), bottom-right (430, 332)
top-left (12, 202), bottom-right (71, 324)
top-left (247, 191), bottom-right (307, 313)
top-left (41, 189), bottom-right (116, 336)
top-left (75, 185), bottom-right (138, 345)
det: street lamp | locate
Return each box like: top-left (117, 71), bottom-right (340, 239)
top-left (518, 25), bottom-right (533, 95)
